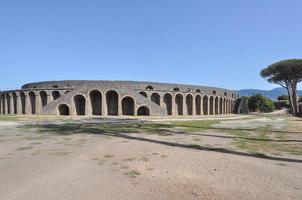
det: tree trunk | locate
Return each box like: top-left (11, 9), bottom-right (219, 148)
top-left (285, 82), bottom-right (295, 115)
top-left (292, 82), bottom-right (299, 115)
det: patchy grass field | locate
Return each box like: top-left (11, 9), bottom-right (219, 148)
top-left (0, 114), bottom-right (301, 200)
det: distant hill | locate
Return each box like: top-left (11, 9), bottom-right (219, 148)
top-left (238, 87), bottom-right (302, 100)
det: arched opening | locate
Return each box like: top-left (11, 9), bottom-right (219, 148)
top-left (29, 92), bottom-right (36, 114)
top-left (74, 95), bottom-right (86, 115)
top-left (151, 93), bottom-right (160, 105)
top-left (6, 94), bottom-right (11, 114)
top-left (90, 90), bottom-right (102, 115)
top-left (225, 99), bottom-right (229, 114)
top-left (163, 93), bottom-right (172, 115)
top-left (52, 85), bottom-right (59, 89)
top-left (224, 92), bottom-right (227, 96)
top-left (1, 94), bottom-right (5, 114)
top-left (139, 91), bottom-right (147, 98)
top-left (203, 96), bottom-right (208, 115)
top-left (137, 106), bottom-right (150, 116)
top-left (195, 95), bottom-right (201, 115)
top-left (106, 90), bottom-right (118, 115)
top-left (65, 91), bottom-right (70, 94)
top-left (173, 87), bottom-right (180, 92)
top-left (196, 89), bottom-right (201, 93)
top-left (219, 97), bottom-right (223, 114)
top-left (20, 92), bottom-right (25, 114)
top-left (223, 99), bottom-right (226, 114)
top-left (146, 85), bottom-right (154, 90)
top-left (40, 91), bottom-right (48, 107)
top-left (12, 93), bottom-right (17, 114)
top-left (186, 94), bottom-right (193, 115)
top-left (175, 94), bottom-right (183, 115)
top-left (52, 91), bottom-right (60, 100)
top-left (122, 97), bottom-right (134, 115)
top-left (0, 96), bottom-right (2, 114)
top-left (6, 93), bottom-right (12, 114)
top-left (58, 104), bottom-right (70, 115)
top-left (209, 96), bottom-right (214, 115)
top-left (215, 97), bottom-right (219, 115)
top-left (212, 90), bottom-right (217, 95)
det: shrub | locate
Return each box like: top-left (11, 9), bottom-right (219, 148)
top-left (248, 94), bottom-right (275, 113)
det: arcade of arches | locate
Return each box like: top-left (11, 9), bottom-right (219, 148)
top-left (0, 89), bottom-right (236, 117)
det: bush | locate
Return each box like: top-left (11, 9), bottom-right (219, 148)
top-left (248, 94), bottom-right (275, 113)
top-left (274, 100), bottom-right (290, 110)
top-left (277, 95), bottom-right (289, 101)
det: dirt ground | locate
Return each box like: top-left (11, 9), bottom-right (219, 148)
top-left (0, 114), bottom-right (301, 200)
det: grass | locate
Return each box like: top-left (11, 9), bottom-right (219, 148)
top-left (104, 154), bottom-right (115, 158)
top-left (169, 120), bottom-right (221, 132)
top-left (16, 146), bottom-right (33, 151)
top-left (18, 117), bottom-right (302, 157)
top-left (124, 170), bottom-right (141, 178)
top-left (0, 115), bottom-right (22, 121)
top-left (122, 157), bottom-right (136, 162)
top-left (226, 128), bottom-right (302, 156)
top-left (0, 115), bottom-right (75, 122)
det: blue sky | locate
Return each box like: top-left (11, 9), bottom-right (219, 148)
top-left (1, 0), bottom-right (301, 91)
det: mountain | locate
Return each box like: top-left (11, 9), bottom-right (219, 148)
top-left (238, 87), bottom-right (302, 100)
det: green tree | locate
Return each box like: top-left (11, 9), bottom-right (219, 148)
top-left (248, 94), bottom-right (275, 113)
top-left (277, 95), bottom-right (289, 101)
top-left (260, 59), bottom-right (302, 116)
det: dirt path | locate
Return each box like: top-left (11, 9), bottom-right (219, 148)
top-left (0, 118), bottom-right (301, 200)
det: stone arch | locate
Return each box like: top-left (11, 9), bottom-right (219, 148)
top-left (186, 94), bottom-right (193, 115)
top-left (74, 94), bottom-right (86, 115)
top-left (90, 90), bottom-right (102, 115)
top-left (52, 91), bottom-right (60, 100)
top-left (151, 93), bottom-right (160, 105)
top-left (122, 96), bottom-right (135, 115)
top-left (28, 91), bottom-right (36, 114)
top-left (40, 91), bottom-right (48, 107)
top-left (146, 85), bottom-right (154, 90)
top-left (195, 95), bottom-right (201, 115)
top-left (20, 92), bottom-right (25, 114)
top-left (175, 93), bottom-right (183, 115)
top-left (215, 97), bottom-right (219, 115)
top-left (139, 91), bottom-right (147, 98)
top-left (137, 106), bottom-right (150, 116)
top-left (12, 93), bottom-right (17, 114)
top-left (203, 95), bottom-right (208, 115)
top-left (163, 93), bottom-right (172, 115)
top-left (106, 90), bottom-right (118, 115)
top-left (58, 104), bottom-right (70, 115)
top-left (173, 87), bottom-right (180, 92)
top-left (219, 97), bottom-right (223, 114)
top-left (209, 96), bottom-right (214, 115)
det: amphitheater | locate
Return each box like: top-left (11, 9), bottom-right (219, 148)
top-left (0, 80), bottom-right (238, 117)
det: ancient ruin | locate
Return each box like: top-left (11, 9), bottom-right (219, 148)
top-left (0, 80), bottom-right (238, 116)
